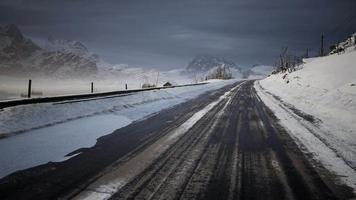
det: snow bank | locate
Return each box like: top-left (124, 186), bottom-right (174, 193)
top-left (257, 50), bottom-right (356, 190)
top-left (255, 82), bottom-right (356, 192)
top-left (0, 79), bottom-right (237, 178)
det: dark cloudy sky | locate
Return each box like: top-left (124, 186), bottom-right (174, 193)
top-left (1, 0), bottom-right (355, 69)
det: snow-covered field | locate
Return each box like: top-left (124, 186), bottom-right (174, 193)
top-left (0, 79), bottom-right (237, 178)
top-left (0, 67), bottom-right (194, 100)
top-left (255, 49), bottom-right (356, 190)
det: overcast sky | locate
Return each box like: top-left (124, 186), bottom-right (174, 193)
top-left (1, 0), bottom-right (355, 69)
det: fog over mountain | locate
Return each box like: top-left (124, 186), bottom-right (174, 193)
top-left (1, 24), bottom-right (252, 81)
top-left (0, 24), bottom-right (98, 78)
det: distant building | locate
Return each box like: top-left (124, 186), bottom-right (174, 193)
top-left (142, 83), bottom-right (156, 88)
top-left (163, 82), bottom-right (173, 87)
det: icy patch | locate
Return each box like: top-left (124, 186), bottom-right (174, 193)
top-left (0, 114), bottom-right (131, 178)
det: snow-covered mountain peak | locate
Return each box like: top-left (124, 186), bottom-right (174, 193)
top-left (0, 25), bottom-right (98, 77)
top-left (187, 55), bottom-right (239, 73)
top-left (45, 36), bottom-right (88, 55)
top-left (42, 35), bottom-right (101, 65)
top-left (185, 55), bottom-right (242, 80)
top-left (0, 24), bottom-right (40, 60)
top-left (0, 24), bottom-right (24, 42)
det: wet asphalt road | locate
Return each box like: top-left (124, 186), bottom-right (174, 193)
top-left (0, 80), bottom-right (352, 200)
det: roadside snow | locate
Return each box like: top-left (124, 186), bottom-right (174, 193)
top-left (255, 82), bottom-right (356, 191)
top-left (256, 50), bottom-right (356, 191)
top-left (0, 115), bottom-right (131, 178)
top-left (0, 79), bottom-right (237, 178)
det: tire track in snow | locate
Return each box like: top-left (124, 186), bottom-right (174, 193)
top-left (70, 82), bottom-right (245, 200)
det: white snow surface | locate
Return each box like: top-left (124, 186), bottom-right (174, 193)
top-left (0, 79), bottom-right (237, 178)
top-left (256, 50), bottom-right (356, 191)
top-left (0, 67), bottom-right (196, 100)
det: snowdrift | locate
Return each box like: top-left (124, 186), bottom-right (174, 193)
top-left (260, 50), bottom-right (356, 132)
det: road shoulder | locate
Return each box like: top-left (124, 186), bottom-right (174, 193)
top-left (254, 80), bottom-right (356, 197)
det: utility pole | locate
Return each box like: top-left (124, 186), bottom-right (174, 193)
top-left (27, 79), bottom-right (32, 98)
top-left (125, 83), bottom-right (128, 90)
top-left (321, 34), bottom-right (324, 56)
top-left (91, 82), bottom-right (94, 93)
top-left (155, 72), bottom-right (159, 87)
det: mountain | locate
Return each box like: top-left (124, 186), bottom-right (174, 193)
top-left (44, 36), bottom-right (100, 64)
top-left (242, 65), bottom-right (274, 79)
top-left (186, 55), bottom-right (242, 80)
top-left (0, 24), bottom-right (40, 62)
top-left (187, 55), bottom-right (239, 72)
top-left (0, 24), bottom-right (98, 78)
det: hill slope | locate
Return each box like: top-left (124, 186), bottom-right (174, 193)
top-left (256, 37), bottom-right (356, 191)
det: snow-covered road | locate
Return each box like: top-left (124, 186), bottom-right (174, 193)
top-left (0, 81), bottom-right (351, 200)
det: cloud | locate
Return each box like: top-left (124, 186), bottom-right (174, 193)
top-left (0, 0), bottom-right (355, 69)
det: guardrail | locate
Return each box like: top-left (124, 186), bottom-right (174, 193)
top-left (0, 82), bottom-right (208, 109)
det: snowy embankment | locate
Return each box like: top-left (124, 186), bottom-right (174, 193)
top-left (0, 79), bottom-right (237, 178)
top-left (255, 50), bottom-right (356, 190)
